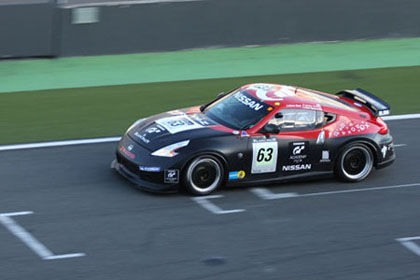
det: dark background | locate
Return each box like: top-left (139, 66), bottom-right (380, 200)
top-left (1, 0), bottom-right (420, 58)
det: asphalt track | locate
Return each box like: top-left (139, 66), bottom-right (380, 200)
top-left (1, 119), bottom-right (420, 280)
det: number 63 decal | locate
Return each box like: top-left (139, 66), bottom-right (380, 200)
top-left (252, 140), bottom-right (278, 174)
top-left (256, 148), bottom-right (273, 162)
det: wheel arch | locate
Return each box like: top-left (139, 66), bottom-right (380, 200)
top-left (334, 137), bottom-right (380, 167)
top-left (181, 150), bottom-right (230, 182)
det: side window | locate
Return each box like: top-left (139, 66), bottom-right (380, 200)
top-left (268, 109), bottom-right (323, 132)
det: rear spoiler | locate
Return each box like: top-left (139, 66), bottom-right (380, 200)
top-left (336, 88), bottom-right (391, 117)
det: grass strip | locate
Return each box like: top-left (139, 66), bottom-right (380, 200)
top-left (1, 37), bottom-right (420, 93)
top-left (1, 66), bottom-right (419, 145)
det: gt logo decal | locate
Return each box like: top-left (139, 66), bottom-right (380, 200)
top-left (292, 145), bottom-right (305, 155)
top-left (252, 139), bottom-right (278, 174)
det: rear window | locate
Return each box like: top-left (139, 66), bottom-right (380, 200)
top-left (299, 90), bottom-right (358, 112)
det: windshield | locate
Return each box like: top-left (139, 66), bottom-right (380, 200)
top-left (204, 90), bottom-right (271, 130)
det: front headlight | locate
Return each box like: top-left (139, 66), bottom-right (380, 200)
top-left (126, 118), bottom-right (146, 133)
top-left (151, 140), bottom-right (190, 157)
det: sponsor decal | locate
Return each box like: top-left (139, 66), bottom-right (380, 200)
top-left (282, 164), bottom-right (312, 172)
top-left (285, 103), bottom-right (322, 111)
top-left (228, 170), bottom-right (246, 180)
top-left (378, 110), bottom-right (390, 116)
top-left (164, 169), bottom-right (179, 183)
top-left (332, 121), bottom-right (371, 137)
top-left (302, 104), bottom-right (322, 111)
top-left (381, 143), bottom-right (394, 158)
top-left (274, 102), bottom-right (281, 106)
top-left (189, 114), bottom-right (214, 126)
top-left (155, 116), bottom-right (203, 134)
top-left (251, 138), bottom-right (278, 174)
top-left (289, 142), bottom-right (308, 163)
top-left (320, 150), bottom-right (330, 162)
top-left (248, 84), bottom-right (295, 101)
top-left (120, 146), bottom-right (135, 159)
top-left (286, 104), bottom-right (301, 109)
top-left (234, 92), bottom-right (264, 111)
top-left (145, 125), bottom-right (164, 134)
top-left (316, 130), bottom-right (325, 145)
top-left (134, 131), bottom-right (150, 143)
top-left (127, 145), bottom-right (134, 151)
top-left (381, 146), bottom-right (387, 159)
top-left (139, 166), bottom-right (161, 172)
top-left (240, 131), bottom-right (249, 137)
top-left (232, 130), bottom-right (240, 135)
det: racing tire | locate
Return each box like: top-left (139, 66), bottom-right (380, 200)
top-left (184, 155), bottom-right (224, 196)
top-left (335, 143), bottom-right (374, 182)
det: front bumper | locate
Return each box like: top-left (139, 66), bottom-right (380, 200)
top-left (112, 159), bottom-right (179, 193)
top-left (111, 135), bottom-right (182, 193)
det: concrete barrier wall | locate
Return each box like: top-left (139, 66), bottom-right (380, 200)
top-left (2, 0), bottom-right (420, 57)
top-left (0, 0), bottom-right (56, 58)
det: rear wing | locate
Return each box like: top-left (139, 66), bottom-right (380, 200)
top-left (336, 88), bottom-right (391, 117)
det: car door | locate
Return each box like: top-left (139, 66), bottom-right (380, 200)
top-left (246, 108), bottom-right (325, 180)
top-left (265, 108), bottom-right (324, 175)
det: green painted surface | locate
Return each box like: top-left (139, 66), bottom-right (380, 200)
top-left (1, 38), bottom-right (420, 93)
top-left (0, 66), bottom-right (419, 145)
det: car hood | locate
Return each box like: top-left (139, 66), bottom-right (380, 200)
top-left (127, 108), bottom-right (230, 151)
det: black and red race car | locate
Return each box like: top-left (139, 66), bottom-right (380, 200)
top-left (112, 83), bottom-right (395, 195)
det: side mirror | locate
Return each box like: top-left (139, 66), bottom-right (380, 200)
top-left (200, 92), bottom-right (228, 112)
top-left (275, 112), bottom-right (283, 118)
top-left (260, 123), bottom-right (280, 135)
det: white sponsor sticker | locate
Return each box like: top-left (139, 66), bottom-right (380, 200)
top-left (282, 164), bottom-right (312, 172)
top-left (381, 146), bottom-right (388, 158)
top-left (155, 116), bottom-right (203, 134)
top-left (251, 139), bottom-right (278, 174)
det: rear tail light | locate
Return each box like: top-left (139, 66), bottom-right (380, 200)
top-left (376, 117), bottom-right (388, 134)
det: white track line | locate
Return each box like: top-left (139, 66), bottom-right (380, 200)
top-left (393, 144), bottom-right (406, 147)
top-left (191, 195), bottom-right (245, 215)
top-left (0, 137), bottom-right (121, 151)
top-left (252, 182), bottom-right (420, 200)
top-left (62, 0), bottom-right (203, 8)
top-left (383, 113), bottom-right (420, 121)
top-left (0, 211), bottom-right (85, 260)
top-left (396, 236), bottom-right (420, 258)
top-left (0, 113), bottom-right (417, 152)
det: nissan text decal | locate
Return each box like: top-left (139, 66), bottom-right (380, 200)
top-left (234, 92), bottom-right (264, 111)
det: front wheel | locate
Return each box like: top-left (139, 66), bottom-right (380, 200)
top-left (184, 155), bottom-right (224, 196)
top-left (335, 143), bottom-right (374, 182)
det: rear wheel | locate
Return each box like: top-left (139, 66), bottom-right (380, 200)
top-left (335, 143), bottom-right (374, 182)
top-left (184, 155), bottom-right (224, 196)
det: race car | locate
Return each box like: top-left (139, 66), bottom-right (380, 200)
top-left (112, 83), bottom-right (395, 195)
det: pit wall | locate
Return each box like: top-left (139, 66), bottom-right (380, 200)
top-left (1, 0), bottom-right (420, 58)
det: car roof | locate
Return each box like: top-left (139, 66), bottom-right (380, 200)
top-left (241, 83), bottom-right (358, 112)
